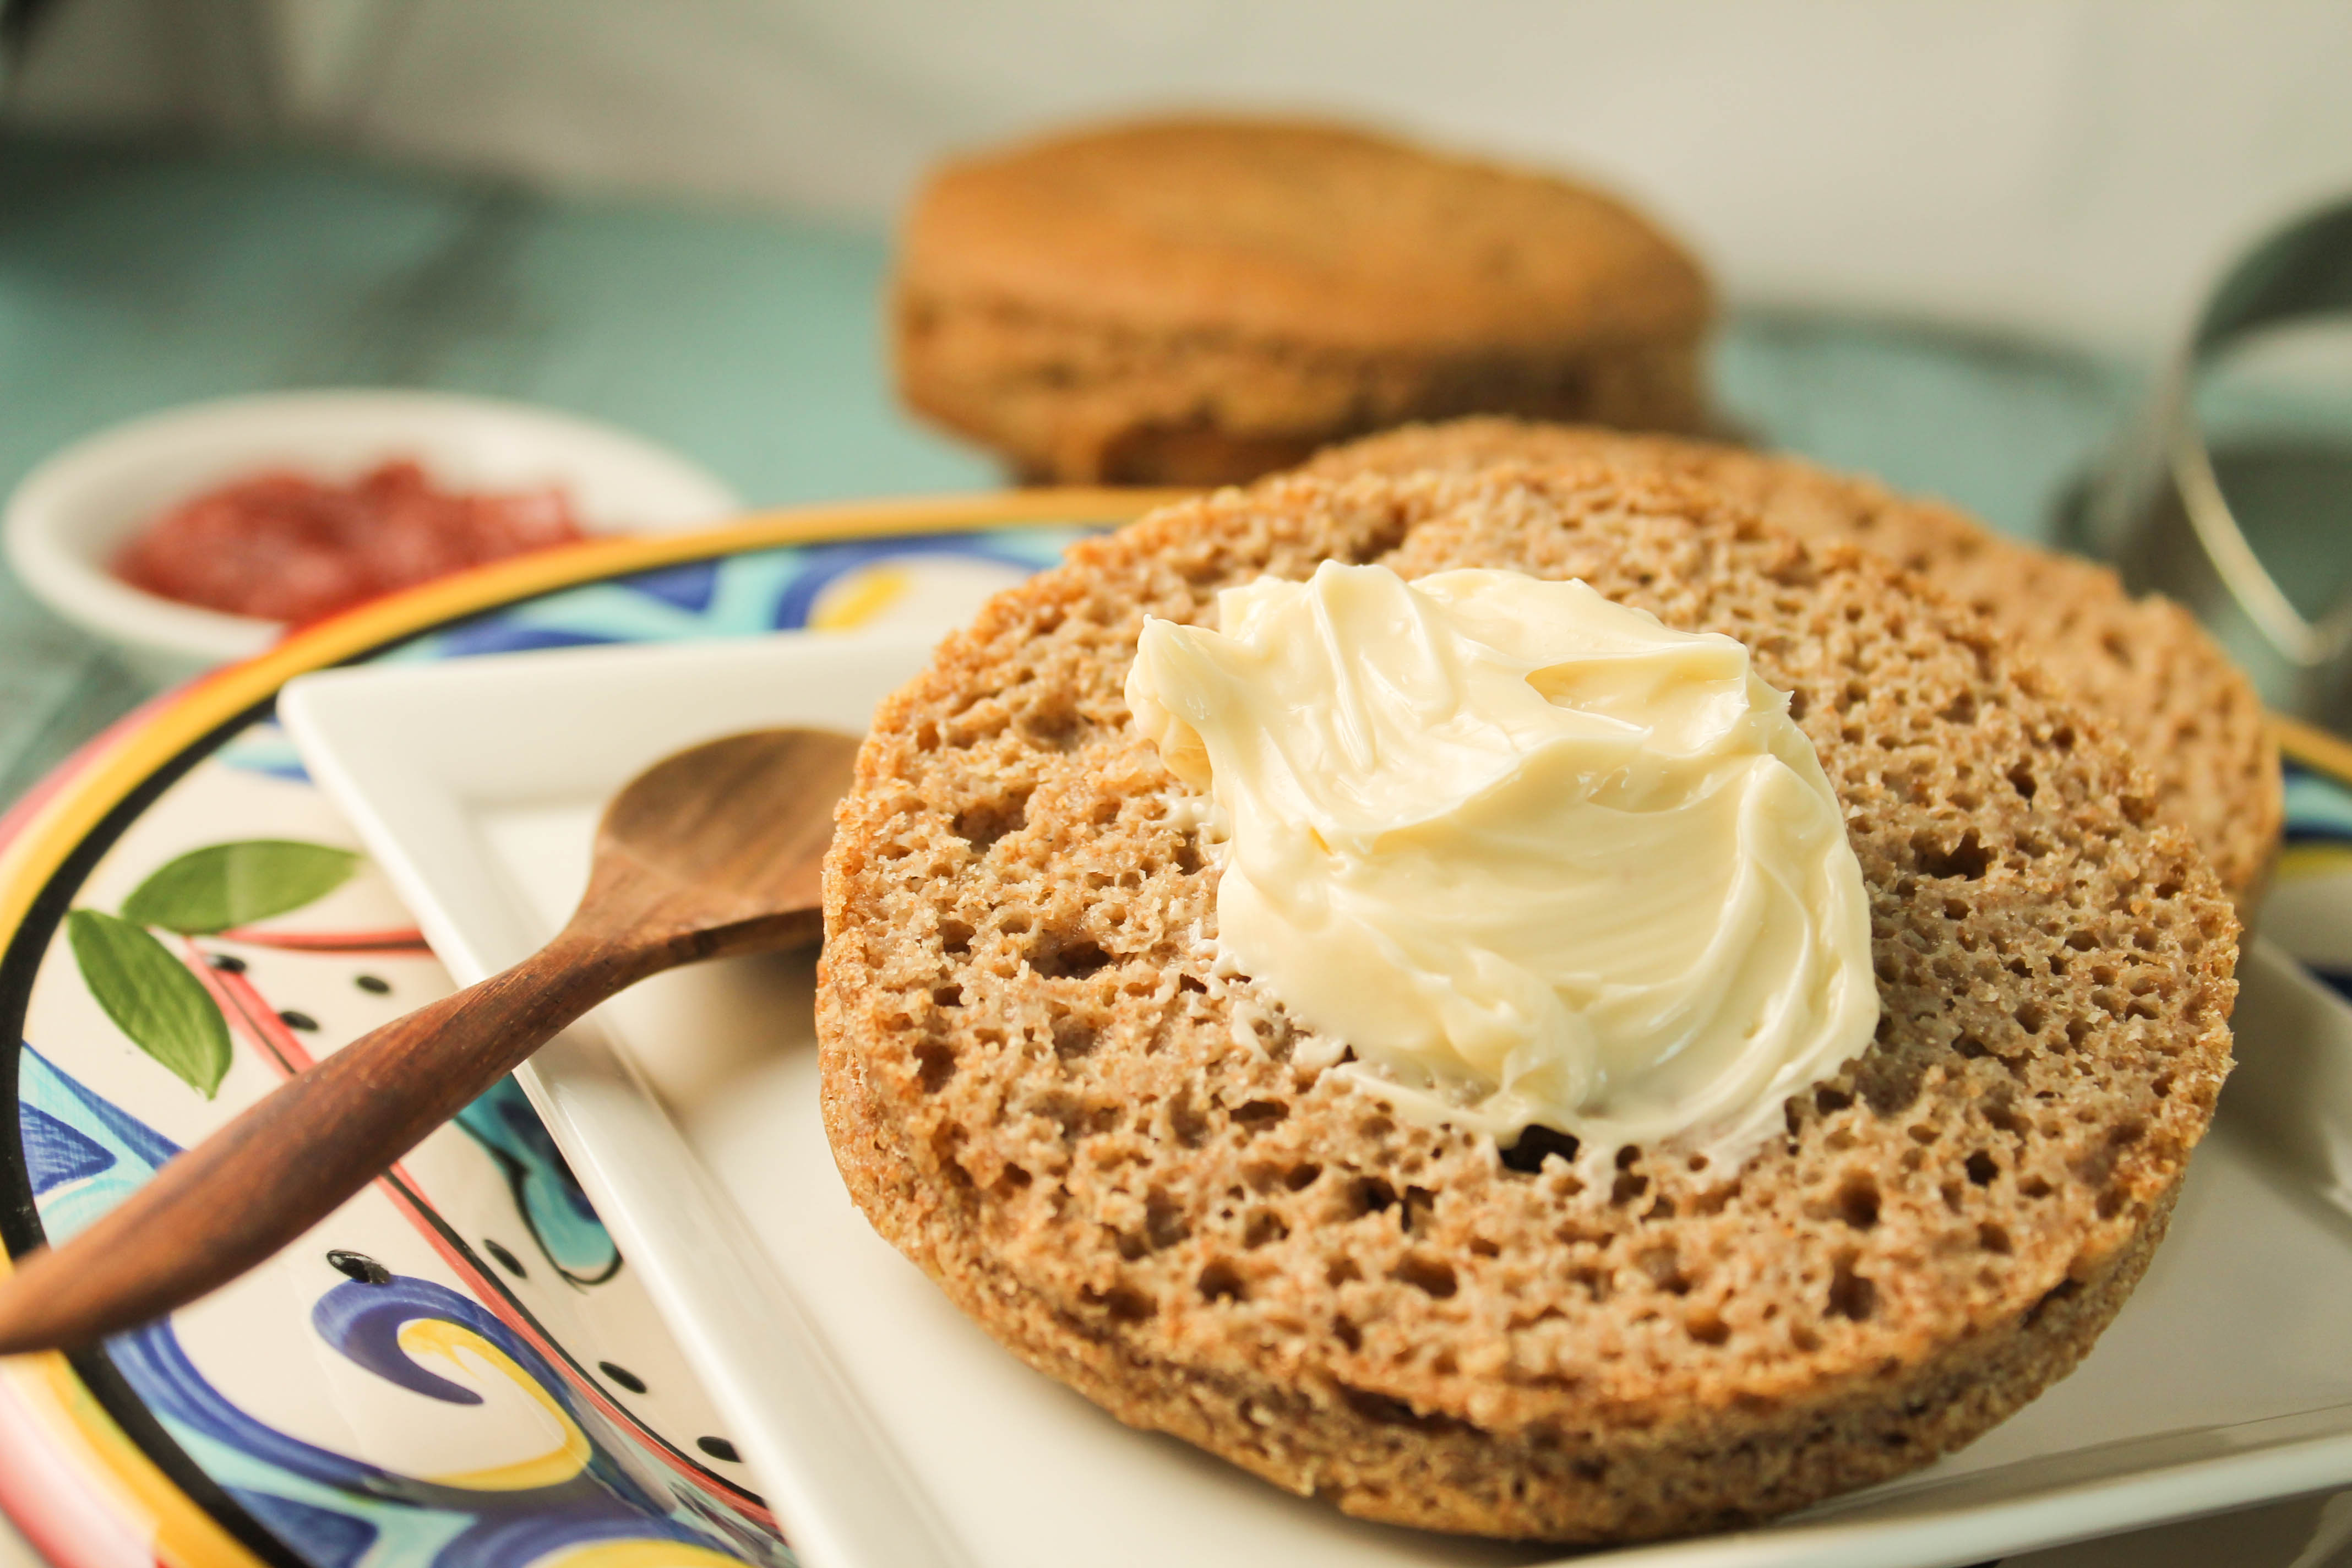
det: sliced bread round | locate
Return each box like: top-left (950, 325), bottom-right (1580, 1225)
top-left (818, 466), bottom-right (2237, 1543)
top-left (894, 119), bottom-right (1711, 485)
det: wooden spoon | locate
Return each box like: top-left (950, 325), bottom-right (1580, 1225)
top-left (0, 726), bottom-right (861, 1356)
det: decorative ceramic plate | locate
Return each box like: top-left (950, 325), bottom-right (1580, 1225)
top-left (7, 492), bottom-right (2352, 1568)
top-left (0, 493), bottom-right (1146, 1568)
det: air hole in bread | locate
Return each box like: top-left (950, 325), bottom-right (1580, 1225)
top-left (1833, 1177), bottom-right (1881, 1231)
top-left (1348, 1176), bottom-right (1398, 1217)
top-left (1499, 1124), bottom-right (1580, 1174)
top-left (2006, 764), bottom-right (2038, 801)
top-left (1145, 1188), bottom-right (1190, 1250)
top-left (1610, 1171), bottom-right (1650, 1206)
top-left (2013, 1001), bottom-right (2045, 1034)
top-left (1815, 1086), bottom-right (1853, 1115)
top-left (1937, 692), bottom-right (1977, 725)
top-left (1031, 935), bottom-right (1112, 979)
top-left (1052, 1017), bottom-right (1097, 1059)
top-left (932, 984), bottom-right (963, 1009)
top-left (1232, 1098), bottom-right (1288, 1129)
top-left (1169, 1091), bottom-right (1210, 1146)
top-left (1341, 1384), bottom-right (1456, 1430)
top-left (1827, 1255), bottom-right (1876, 1321)
top-left (1327, 1256), bottom-right (1362, 1286)
top-left (1392, 1254), bottom-right (1458, 1298)
top-left (1022, 701), bottom-right (1083, 752)
top-left (1689, 1182), bottom-right (1740, 1217)
top-left (913, 1041), bottom-right (956, 1093)
top-left (2020, 1175), bottom-right (2054, 1199)
top-left (1686, 1310), bottom-right (1731, 1346)
top-left (1979, 1095), bottom-right (2026, 1135)
top-left (1637, 1247), bottom-right (1692, 1294)
top-left (1332, 1316), bottom-right (1362, 1351)
top-left (1343, 511), bottom-right (1415, 564)
top-left (1082, 1282), bottom-right (1156, 1321)
top-left (937, 918), bottom-right (973, 956)
top-left (1964, 1151), bottom-right (1999, 1185)
top-left (1199, 1259), bottom-right (1247, 1303)
top-left (953, 787), bottom-right (1032, 851)
top-left (1284, 1162), bottom-right (1322, 1191)
top-left (1913, 828), bottom-right (1992, 880)
top-left (1402, 1185), bottom-right (1438, 1234)
top-left (1978, 1222), bottom-right (2012, 1254)
top-left (1243, 1210), bottom-right (1289, 1249)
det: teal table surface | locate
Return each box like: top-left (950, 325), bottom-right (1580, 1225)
top-left (0, 133), bottom-right (2144, 811)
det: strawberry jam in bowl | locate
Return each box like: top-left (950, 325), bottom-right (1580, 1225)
top-left (115, 460), bottom-right (589, 628)
top-left (4, 391), bottom-right (741, 684)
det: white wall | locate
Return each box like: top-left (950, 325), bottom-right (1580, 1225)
top-left (13, 0), bottom-right (2352, 353)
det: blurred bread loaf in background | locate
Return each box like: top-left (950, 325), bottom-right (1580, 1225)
top-left (892, 117), bottom-right (1712, 485)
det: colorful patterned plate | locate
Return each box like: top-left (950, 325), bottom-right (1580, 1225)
top-left (0, 493), bottom-right (1148, 1568)
top-left (7, 492), bottom-right (2352, 1568)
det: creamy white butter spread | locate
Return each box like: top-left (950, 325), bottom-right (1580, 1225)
top-left (1125, 561), bottom-right (1879, 1166)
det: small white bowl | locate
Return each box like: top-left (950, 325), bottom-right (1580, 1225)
top-left (4, 390), bottom-right (744, 685)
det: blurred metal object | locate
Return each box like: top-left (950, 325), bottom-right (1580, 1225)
top-left (0, 0), bottom-right (63, 88)
top-left (2065, 198), bottom-right (2352, 725)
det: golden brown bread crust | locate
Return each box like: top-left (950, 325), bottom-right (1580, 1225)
top-left (1307, 420), bottom-right (2283, 916)
top-left (818, 467), bottom-right (2237, 1542)
top-left (894, 118), bottom-right (1712, 484)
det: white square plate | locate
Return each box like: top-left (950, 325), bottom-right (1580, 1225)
top-left (280, 634), bottom-right (2352, 1568)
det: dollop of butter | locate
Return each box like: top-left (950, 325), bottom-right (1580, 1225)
top-left (1125, 561), bottom-right (1879, 1167)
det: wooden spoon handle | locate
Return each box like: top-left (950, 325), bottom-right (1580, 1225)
top-left (0, 933), bottom-right (656, 1355)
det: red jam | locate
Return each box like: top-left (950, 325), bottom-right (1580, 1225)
top-left (114, 460), bottom-right (589, 625)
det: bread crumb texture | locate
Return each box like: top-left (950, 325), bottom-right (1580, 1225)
top-left (1309, 420), bottom-right (2283, 916)
top-left (817, 467), bottom-right (2237, 1543)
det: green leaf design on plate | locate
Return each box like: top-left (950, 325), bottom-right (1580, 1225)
top-left (121, 839), bottom-right (360, 935)
top-left (67, 908), bottom-right (234, 1099)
